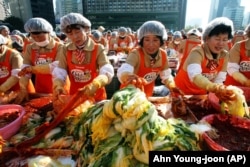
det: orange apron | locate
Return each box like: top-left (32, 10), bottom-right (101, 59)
top-left (120, 48), bottom-right (166, 97)
top-left (67, 44), bottom-right (106, 101)
top-left (0, 49), bottom-right (35, 93)
top-left (22, 38), bottom-right (32, 54)
top-left (175, 50), bottom-right (224, 95)
top-left (224, 41), bottom-right (250, 86)
top-left (117, 36), bottom-right (131, 47)
top-left (31, 43), bottom-right (58, 93)
top-left (178, 39), bottom-right (201, 72)
top-left (0, 49), bottom-right (19, 91)
top-left (232, 35), bottom-right (246, 45)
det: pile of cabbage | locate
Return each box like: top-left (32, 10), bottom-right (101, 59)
top-left (72, 86), bottom-right (201, 166)
top-left (9, 85), bottom-right (201, 166)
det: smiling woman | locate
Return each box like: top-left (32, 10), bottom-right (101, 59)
top-left (117, 20), bottom-right (185, 98)
top-left (175, 17), bottom-right (235, 97)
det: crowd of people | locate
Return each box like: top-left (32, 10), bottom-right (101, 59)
top-left (0, 12), bottom-right (250, 112)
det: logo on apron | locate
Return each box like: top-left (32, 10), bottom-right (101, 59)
top-left (71, 69), bottom-right (91, 82)
top-left (35, 57), bottom-right (53, 65)
top-left (0, 66), bottom-right (9, 78)
top-left (239, 61), bottom-right (250, 72)
top-left (143, 72), bottom-right (158, 83)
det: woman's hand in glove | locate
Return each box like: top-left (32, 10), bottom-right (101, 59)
top-left (123, 74), bottom-right (147, 91)
top-left (79, 82), bottom-right (98, 97)
top-left (245, 79), bottom-right (250, 87)
top-left (52, 86), bottom-right (67, 113)
top-left (124, 74), bottom-right (139, 85)
top-left (167, 81), bottom-right (184, 97)
top-left (14, 89), bottom-right (29, 104)
top-left (53, 94), bottom-right (66, 114)
top-left (53, 86), bottom-right (66, 101)
top-left (18, 66), bottom-right (33, 76)
top-left (215, 85), bottom-right (235, 102)
top-left (0, 91), bottom-right (4, 96)
top-left (131, 77), bottom-right (148, 91)
top-left (169, 86), bottom-right (184, 96)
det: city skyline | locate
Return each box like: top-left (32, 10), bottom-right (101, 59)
top-left (54, 0), bottom-right (250, 29)
top-left (186, 0), bottom-right (250, 28)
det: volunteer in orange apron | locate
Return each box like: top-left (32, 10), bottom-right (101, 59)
top-left (0, 25), bottom-right (13, 48)
top-left (0, 35), bottom-right (23, 94)
top-left (177, 28), bottom-right (202, 73)
top-left (175, 17), bottom-right (235, 98)
top-left (15, 17), bottom-right (69, 104)
top-left (22, 34), bottom-right (33, 54)
top-left (231, 30), bottom-right (246, 46)
top-left (165, 31), bottom-right (173, 49)
top-left (127, 27), bottom-right (136, 47)
top-left (91, 30), bottom-right (109, 52)
top-left (117, 20), bottom-right (179, 97)
top-left (168, 31), bottom-right (182, 51)
top-left (224, 24), bottom-right (250, 86)
top-left (114, 27), bottom-right (134, 52)
top-left (108, 31), bottom-right (118, 51)
top-left (52, 13), bottom-right (114, 103)
top-left (105, 30), bottom-right (111, 41)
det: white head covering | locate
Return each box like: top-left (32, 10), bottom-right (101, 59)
top-left (60, 13), bottom-right (91, 33)
top-left (173, 31), bottom-right (182, 39)
top-left (118, 27), bottom-right (127, 34)
top-left (24, 17), bottom-right (53, 34)
top-left (98, 26), bottom-right (105, 32)
top-left (202, 17), bottom-right (234, 41)
top-left (111, 31), bottom-right (117, 37)
top-left (0, 25), bottom-right (9, 33)
top-left (93, 30), bottom-right (102, 41)
top-left (137, 20), bottom-right (167, 41)
top-left (0, 34), bottom-right (7, 45)
top-left (11, 30), bottom-right (21, 35)
top-left (187, 28), bottom-right (201, 37)
top-left (235, 30), bottom-right (245, 36)
top-left (127, 27), bottom-right (132, 34)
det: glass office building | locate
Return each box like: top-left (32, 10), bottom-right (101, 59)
top-left (82, 0), bottom-right (187, 31)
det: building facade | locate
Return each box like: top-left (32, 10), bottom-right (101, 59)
top-left (82, 0), bottom-right (187, 31)
top-left (209, 0), bottom-right (245, 30)
top-left (0, 0), bottom-right (11, 20)
top-left (55, 0), bottom-right (83, 23)
top-left (5, 0), bottom-right (56, 30)
top-left (223, 5), bottom-right (244, 30)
